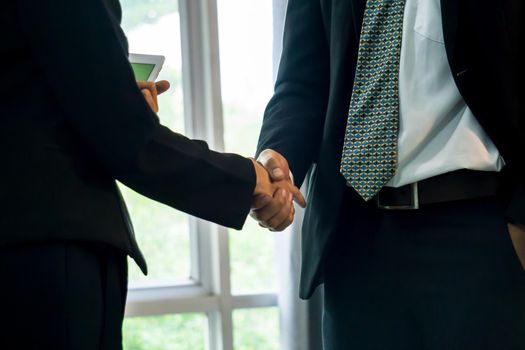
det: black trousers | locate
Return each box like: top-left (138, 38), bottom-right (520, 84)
top-left (0, 242), bottom-right (128, 350)
top-left (323, 196), bottom-right (525, 350)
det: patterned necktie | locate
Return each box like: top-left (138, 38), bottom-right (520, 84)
top-left (340, 0), bottom-right (405, 201)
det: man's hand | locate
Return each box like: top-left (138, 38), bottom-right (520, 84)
top-left (257, 149), bottom-right (306, 207)
top-left (508, 223), bottom-right (525, 270)
top-left (137, 80), bottom-right (170, 113)
top-left (250, 159), bottom-right (303, 231)
top-left (249, 149), bottom-right (306, 232)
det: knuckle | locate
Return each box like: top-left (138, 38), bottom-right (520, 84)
top-left (262, 221), bottom-right (272, 228)
top-left (267, 218), bottom-right (278, 229)
top-left (260, 212), bottom-right (274, 222)
top-left (251, 211), bottom-right (264, 221)
top-left (272, 214), bottom-right (287, 227)
top-left (274, 222), bottom-right (285, 231)
top-left (269, 215), bottom-right (285, 229)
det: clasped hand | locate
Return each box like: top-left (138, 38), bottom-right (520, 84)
top-left (250, 150), bottom-right (306, 231)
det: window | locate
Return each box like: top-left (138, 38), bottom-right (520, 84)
top-left (123, 313), bottom-right (207, 350)
top-left (119, 0), bottom-right (280, 349)
top-left (119, 0), bottom-right (188, 287)
top-left (217, 0), bottom-right (278, 296)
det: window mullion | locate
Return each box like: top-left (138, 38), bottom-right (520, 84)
top-left (179, 0), bottom-right (226, 285)
top-left (179, 0), bottom-right (233, 350)
top-left (179, 0), bottom-right (225, 149)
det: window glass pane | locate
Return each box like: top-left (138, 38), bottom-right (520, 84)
top-left (123, 313), bottom-right (206, 350)
top-left (229, 221), bottom-right (277, 294)
top-left (217, 0), bottom-right (277, 294)
top-left (234, 308), bottom-right (280, 350)
top-left (217, 0), bottom-right (273, 155)
top-left (120, 0), bottom-right (190, 284)
top-left (121, 0), bottom-right (185, 132)
top-left (120, 187), bottom-right (191, 284)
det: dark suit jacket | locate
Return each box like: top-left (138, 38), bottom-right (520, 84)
top-left (257, 0), bottom-right (524, 298)
top-left (2, 0), bottom-right (256, 273)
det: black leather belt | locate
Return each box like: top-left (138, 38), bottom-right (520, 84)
top-left (373, 170), bottom-right (502, 210)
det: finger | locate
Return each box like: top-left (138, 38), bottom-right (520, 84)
top-left (277, 180), bottom-right (306, 208)
top-left (274, 196), bottom-right (296, 232)
top-left (272, 211), bottom-right (294, 232)
top-left (266, 192), bottom-right (293, 230)
top-left (255, 217), bottom-right (273, 230)
top-left (251, 188), bottom-right (288, 223)
top-left (146, 81), bottom-right (158, 100)
top-left (250, 210), bottom-right (262, 222)
top-left (290, 186), bottom-right (307, 208)
top-left (155, 80), bottom-right (171, 94)
top-left (251, 204), bottom-right (280, 223)
top-left (251, 199), bottom-right (283, 223)
top-left (252, 211), bottom-right (270, 227)
top-left (141, 89), bottom-right (158, 112)
top-left (251, 193), bottom-right (272, 210)
top-left (274, 210), bottom-right (294, 232)
top-left (258, 150), bottom-right (289, 181)
top-left (141, 89), bottom-right (153, 103)
top-left (137, 81), bottom-right (158, 98)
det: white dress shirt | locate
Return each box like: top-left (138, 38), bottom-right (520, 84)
top-left (386, 0), bottom-right (504, 188)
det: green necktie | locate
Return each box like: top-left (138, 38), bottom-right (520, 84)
top-left (340, 0), bottom-right (405, 201)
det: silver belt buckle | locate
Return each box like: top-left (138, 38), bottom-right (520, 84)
top-left (377, 182), bottom-right (420, 210)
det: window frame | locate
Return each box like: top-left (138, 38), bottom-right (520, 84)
top-left (124, 1), bottom-right (279, 349)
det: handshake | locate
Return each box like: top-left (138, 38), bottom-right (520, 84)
top-left (249, 149), bottom-right (306, 232)
top-left (137, 80), bottom-right (306, 231)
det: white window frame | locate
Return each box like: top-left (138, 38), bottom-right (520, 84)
top-left (124, 1), bottom-right (279, 349)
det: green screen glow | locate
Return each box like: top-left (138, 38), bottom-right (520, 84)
top-left (131, 63), bottom-right (155, 81)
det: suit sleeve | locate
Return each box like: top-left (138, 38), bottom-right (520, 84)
top-left (16, 0), bottom-right (255, 229)
top-left (256, 0), bottom-right (330, 187)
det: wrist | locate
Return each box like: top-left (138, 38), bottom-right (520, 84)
top-left (250, 158), bottom-right (271, 195)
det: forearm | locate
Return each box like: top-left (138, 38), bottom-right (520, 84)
top-left (118, 125), bottom-right (256, 230)
top-left (256, 0), bottom-right (330, 186)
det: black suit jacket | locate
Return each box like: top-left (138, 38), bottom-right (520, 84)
top-left (2, 0), bottom-right (255, 272)
top-left (257, 0), bottom-right (524, 298)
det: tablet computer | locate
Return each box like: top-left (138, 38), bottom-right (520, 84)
top-left (129, 53), bottom-right (165, 82)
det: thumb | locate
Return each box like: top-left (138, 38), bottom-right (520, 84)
top-left (251, 193), bottom-right (272, 210)
top-left (258, 149), bottom-right (290, 181)
top-left (155, 80), bottom-right (171, 95)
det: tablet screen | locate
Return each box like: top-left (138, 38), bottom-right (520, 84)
top-left (131, 63), bottom-right (156, 81)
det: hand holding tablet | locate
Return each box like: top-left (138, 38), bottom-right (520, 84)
top-left (130, 54), bottom-right (168, 112)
